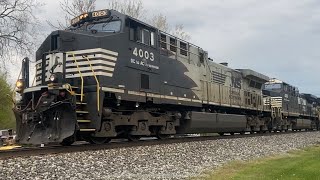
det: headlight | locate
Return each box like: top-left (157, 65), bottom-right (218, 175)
top-left (49, 74), bottom-right (57, 82)
top-left (16, 79), bottom-right (24, 93)
top-left (16, 80), bottom-right (24, 88)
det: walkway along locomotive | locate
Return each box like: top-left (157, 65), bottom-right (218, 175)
top-left (13, 9), bottom-right (320, 145)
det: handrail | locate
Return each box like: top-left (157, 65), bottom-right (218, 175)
top-left (63, 83), bottom-right (74, 95)
top-left (159, 30), bottom-right (201, 49)
top-left (32, 64), bottom-right (37, 87)
top-left (12, 66), bottom-right (23, 104)
top-left (159, 40), bottom-right (201, 57)
top-left (83, 55), bottom-right (100, 111)
top-left (68, 52), bottom-right (84, 102)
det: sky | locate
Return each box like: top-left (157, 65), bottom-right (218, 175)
top-left (11, 0), bottom-right (320, 95)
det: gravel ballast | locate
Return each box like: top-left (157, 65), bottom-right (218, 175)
top-left (1, 132), bottom-right (320, 180)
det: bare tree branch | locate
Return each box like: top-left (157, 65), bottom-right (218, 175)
top-left (149, 14), bottom-right (191, 41)
top-left (0, 0), bottom-right (42, 66)
top-left (171, 24), bottom-right (191, 41)
top-left (149, 13), bottom-right (170, 32)
top-left (48, 0), bottom-right (96, 30)
top-left (108, 0), bottom-right (146, 20)
top-left (60, 0), bottom-right (96, 16)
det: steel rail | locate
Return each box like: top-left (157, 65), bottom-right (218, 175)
top-left (0, 131), bottom-right (314, 160)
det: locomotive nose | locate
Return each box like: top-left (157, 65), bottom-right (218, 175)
top-left (45, 53), bottom-right (65, 85)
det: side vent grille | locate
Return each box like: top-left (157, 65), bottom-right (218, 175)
top-left (211, 71), bottom-right (226, 85)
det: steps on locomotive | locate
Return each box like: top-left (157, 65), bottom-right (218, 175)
top-left (76, 102), bottom-right (87, 105)
top-left (73, 87), bottom-right (96, 132)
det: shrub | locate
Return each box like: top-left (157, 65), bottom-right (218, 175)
top-left (0, 72), bottom-right (15, 129)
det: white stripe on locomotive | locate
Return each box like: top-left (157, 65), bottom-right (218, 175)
top-left (66, 65), bottom-right (114, 73)
top-left (66, 59), bottom-right (116, 67)
top-left (66, 71), bottom-right (113, 78)
top-left (67, 48), bottom-right (119, 57)
top-left (66, 54), bottom-right (117, 62)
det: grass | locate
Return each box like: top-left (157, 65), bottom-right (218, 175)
top-left (197, 145), bottom-right (320, 180)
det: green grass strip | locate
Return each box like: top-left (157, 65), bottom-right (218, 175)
top-left (197, 145), bottom-right (320, 180)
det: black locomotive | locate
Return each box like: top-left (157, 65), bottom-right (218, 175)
top-left (13, 9), bottom-right (319, 145)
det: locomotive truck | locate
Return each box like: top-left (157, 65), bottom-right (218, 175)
top-left (13, 9), bottom-right (319, 145)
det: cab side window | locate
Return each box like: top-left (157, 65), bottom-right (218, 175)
top-left (142, 29), bottom-right (152, 45)
top-left (129, 19), bottom-right (156, 47)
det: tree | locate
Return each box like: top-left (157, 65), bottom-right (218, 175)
top-left (149, 14), bottom-right (191, 41)
top-left (108, 0), bottom-right (190, 40)
top-left (149, 13), bottom-right (170, 32)
top-left (0, 0), bottom-right (41, 65)
top-left (171, 24), bottom-right (191, 41)
top-left (0, 71), bottom-right (14, 129)
top-left (48, 0), bottom-right (96, 29)
top-left (108, 0), bottom-right (146, 20)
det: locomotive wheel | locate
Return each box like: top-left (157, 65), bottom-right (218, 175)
top-left (218, 133), bottom-right (224, 136)
top-left (127, 134), bottom-right (141, 142)
top-left (156, 133), bottom-right (170, 140)
top-left (89, 137), bottom-right (111, 144)
top-left (60, 136), bottom-right (75, 146)
top-left (61, 139), bottom-right (74, 146)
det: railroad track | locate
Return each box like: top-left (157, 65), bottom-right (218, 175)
top-left (0, 131), bottom-right (314, 160)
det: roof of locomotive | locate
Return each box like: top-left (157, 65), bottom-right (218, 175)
top-left (266, 78), bottom-right (299, 89)
top-left (301, 93), bottom-right (318, 103)
top-left (237, 69), bottom-right (269, 82)
top-left (69, 9), bottom-right (202, 49)
top-left (70, 9), bottom-right (279, 86)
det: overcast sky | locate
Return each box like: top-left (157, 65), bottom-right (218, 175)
top-left (19, 0), bottom-right (320, 95)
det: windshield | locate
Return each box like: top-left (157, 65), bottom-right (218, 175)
top-left (87, 21), bottom-right (121, 32)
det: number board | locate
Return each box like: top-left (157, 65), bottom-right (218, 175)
top-left (71, 9), bottom-right (110, 26)
top-left (92, 10), bottom-right (109, 18)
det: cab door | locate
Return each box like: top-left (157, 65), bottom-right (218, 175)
top-left (126, 19), bottom-right (160, 97)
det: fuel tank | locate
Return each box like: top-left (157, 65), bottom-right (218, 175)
top-left (293, 119), bottom-right (312, 130)
top-left (178, 111), bottom-right (247, 134)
